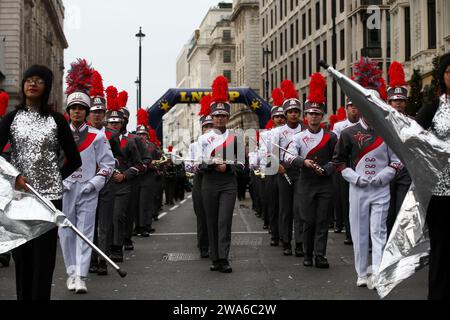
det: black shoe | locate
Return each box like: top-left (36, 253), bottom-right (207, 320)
top-left (110, 248), bottom-right (123, 263)
top-left (200, 249), bottom-right (210, 259)
top-left (219, 260), bottom-right (233, 273)
top-left (295, 244), bottom-right (304, 258)
top-left (328, 222), bottom-right (335, 229)
top-left (124, 239), bottom-right (134, 251)
top-left (344, 238), bottom-right (353, 245)
top-left (0, 253), bottom-right (10, 267)
top-left (283, 244), bottom-right (293, 256)
top-left (153, 216), bottom-right (159, 221)
top-left (89, 262), bottom-right (98, 274)
top-left (97, 260), bottom-right (108, 276)
top-left (147, 228), bottom-right (156, 234)
top-left (334, 226), bottom-right (343, 234)
top-left (303, 255), bottom-right (313, 267)
top-left (137, 229), bottom-right (150, 238)
top-left (270, 239), bottom-right (279, 247)
top-left (315, 256), bottom-right (330, 269)
top-left (210, 261), bottom-right (220, 271)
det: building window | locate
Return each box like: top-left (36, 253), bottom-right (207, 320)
top-left (290, 23), bottom-right (294, 49)
top-left (302, 13), bottom-right (306, 40)
top-left (223, 70), bottom-right (232, 83)
top-left (295, 19), bottom-right (299, 44)
top-left (262, 17), bottom-right (265, 36)
top-left (284, 0), bottom-right (287, 17)
top-left (271, 9), bottom-right (274, 29)
top-left (223, 30), bottom-right (231, 40)
top-left (296, 57), bottom-right (299, 83)
top-left (271, 40), bottom-right (274, 61)
top-left (275, 36), bottom-right (278, 59)
top-left (340, 29), bottom-right (345, 61)
top-left (224, 50), bottom-right (231, 63)
top-left (323, 40), bottom-right (327, 63)
top-left (280, 0), bottom-right (283, 21)
top-left (404, 7), bottom-right (411, 61)
top-left (340, 0), bottom-right (344, 13)
top-left (308, 9), bottom-right (312, 36)
top-left (280, 33), bottom-right (283, 56)
top-left (427, 0), bottom-right (437, 49)
top-left (316, 44), bottom-right (321, 72)
top-left (308, 49), bottom-right (312, 76)
top-left (323, 0), bottom-right (327, 26)
top-left (280, 67), bottom-right (284, 83)
top-left (386, 13), bottom-right (391, 57)
top-left (302, 53), bottom-right (307, 79)
top-left (316, 2), bottom-right (320, 30)
top-left (285, 29), bottom-right (288, 53)
top-left (291, 60), bottom-right (295, 82)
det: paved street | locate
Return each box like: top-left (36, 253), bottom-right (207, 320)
top-left (0, 193), bottom-right (427, 300)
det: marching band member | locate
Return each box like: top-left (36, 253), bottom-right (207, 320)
top-left (386, 62), bottom-right (412, 237)
top-left (59, 60), bottom-right (115, 294)
top-left (286, 73), bottom-right (337, 269)
top-left (186, 95), bottom-right (214, 258)
top-left (273, 80), bottom-right (305, 257)
top-left (198, 76), bottom-right (243, 273)
top-left (332, 102), bottom-right (361, 245)
top-left (259, 88), bottom-right (286, 247)
top-left (333, 58), bottom-right (402, 289)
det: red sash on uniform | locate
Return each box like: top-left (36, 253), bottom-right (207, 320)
top-left (211, 134), bottom-right (235, 157)
top-left (78, 133), bottom-right (97, 153)
top-left (2, 143), bottom-right (11, 153)
top-left (356, 136), bottom-right (383, 165)
top-left (306, 133), bottom-right (331, 159)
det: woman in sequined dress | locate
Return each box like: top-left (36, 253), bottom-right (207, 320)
top-left (0, 65), bottom-right (81, 300)
top-left (416, 52), bottom-right (450, 300)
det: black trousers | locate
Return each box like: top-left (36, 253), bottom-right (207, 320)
top-left (193, 173), bottom-right (209, 250)
top-left (202, 172), bottom-right (237, 262)
top-left (334, 173), bottom-right (351, 239)
top-left (278, 173), bottom-right (303, 246)
top-left (112, 181), bottom-right (132, 246)
top-left (164, 177), bottom-right (176, 204)
top-left (265, 175), bottom-right (280, 241)
top-left (125, 179), bottom-right (141, 238)
top-left (154, 175), bottom-right (163, 215)
top-left (298, 182), bottom-right (333, 257)
top-left (12, 199), bottom-right (61, 301)
top-left (427, 196), bottom-right (450, 300)
top-left (387, 170), bottom-right (411, 237)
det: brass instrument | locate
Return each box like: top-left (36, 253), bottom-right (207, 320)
top-left (253, 169), bottom-right (266, 179)
top-left (186, 172), bottom-right (195, 179)
top-left (153, 155), bottom-right (169, 166)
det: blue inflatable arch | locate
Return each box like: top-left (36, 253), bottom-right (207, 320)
top-left (147, 88), bottom-right (271, 143)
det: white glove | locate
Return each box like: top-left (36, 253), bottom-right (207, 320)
top-left (370, 176), bottom-right (383, 187)
top-left (81, 183), bottom-right (95, 195)
top-left (356, 176), bottom-right (370, 188)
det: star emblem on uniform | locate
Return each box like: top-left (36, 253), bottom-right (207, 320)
top-left (160, 101), bottom-right (170, 111)
top-left (250, 99), bottom-right (261, 111)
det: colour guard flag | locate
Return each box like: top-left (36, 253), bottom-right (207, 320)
top-left (0, 156), bottom-right (68, 254)
top-left (320, 60), bottom-right (450, 298)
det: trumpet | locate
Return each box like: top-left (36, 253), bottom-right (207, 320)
top-left (253, 169), bottom-right (266, 179)
top-left (153, 155), bottom-right (169, 166)
top-left (186, 172), bottom-right (195, 179)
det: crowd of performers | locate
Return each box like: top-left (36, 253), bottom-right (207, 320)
top-left (1, 52), bottom-right (450, 301)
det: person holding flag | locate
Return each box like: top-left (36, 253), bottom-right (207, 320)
top-left (0, 65), bottom-right (81, 300)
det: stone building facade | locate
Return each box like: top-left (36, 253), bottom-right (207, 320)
top-left (389, 0), bottom-right (450, 84)
top-left (0, 0), bottom-right (67, 110)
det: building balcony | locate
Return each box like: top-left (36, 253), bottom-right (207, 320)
top-left (361, 47), bottom-right (382, 58)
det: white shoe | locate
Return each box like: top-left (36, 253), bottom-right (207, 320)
top-left (66, 276), bottom-right (76, 291)
top-left (356, 276), bottom-right (368, 287)
top-left (75, 276), bottom-right (88, 294)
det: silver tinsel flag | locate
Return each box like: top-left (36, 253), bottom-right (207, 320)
top-left (320, 61), bottom-right (450, 298)
top-left (0, 156), bottom-right (68, 254)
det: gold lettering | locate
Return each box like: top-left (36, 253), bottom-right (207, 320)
top-left (191, 92), bottom-right (203, 103)
top-left (180, 92), bottom-right (190, 102)
top-left (229, 91), bottom-right (240, 102)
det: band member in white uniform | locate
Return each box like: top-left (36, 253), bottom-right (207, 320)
top-left (59, 89), bottom-right (115, 294)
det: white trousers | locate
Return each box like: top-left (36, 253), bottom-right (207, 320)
top-left (349, 184), bottom-right (390, 278)
top-left (59, 182), bottom-right (99, 278)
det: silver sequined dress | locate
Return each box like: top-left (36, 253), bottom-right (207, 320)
top-left (431, 94), bottom-right (450, 196)
top-left (10, 108), bottom-right (63, 200)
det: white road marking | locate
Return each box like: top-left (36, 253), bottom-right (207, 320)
top-left (158, 212), bottom-right (168, 219)
top-left (170, 205), bottom-right (179, 211)
top-left (151, 231), bottom-right (268, 236)
top-left (180, 199), bottom-right (187, 205)
top-left (187, 195), bottom-right (192, 199)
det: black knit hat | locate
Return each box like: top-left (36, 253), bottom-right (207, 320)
top-left (22, 65), bottom-right (54, 109)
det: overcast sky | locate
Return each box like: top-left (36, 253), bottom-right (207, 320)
top-left (63, 0), bottom-right (231, 129)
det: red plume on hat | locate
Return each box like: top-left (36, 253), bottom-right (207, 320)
top-left (379, 77), bottom-right (388, 101)
top-left (199, 94), bottom-right (212, 116)
top-left (272, 88), bottom-right (285, 107)
top-left (388, 61), bottom-right (408, 88)
top-left (65, 58), bottom-right (94, 95)
top-left (137, 108), bottom-right (148, 126)
top-left (211, 76), bottom-right (229, 104)
top-left (353, 57), bottom-right (383, 90)
top-left (281, 80), bottom-right (299, 100)
top-left (89, 70), bottom-right (105, 97)
top-left (118, 91), bottom-right (129, 108)
top-left (329, 114), bottom-right (339, 131)
top-left (0, 91), bottom-right (10, 117)
top-left (168, 146), bottom-right (173, 153)
top-left (106, 86), bottom-right (120, 111)
top-left (337, 106), bottom-right (347, 121)
top-left (265, 119), bottom-right (274, 130)
top-left (307, 73), bottom-right (326, 104)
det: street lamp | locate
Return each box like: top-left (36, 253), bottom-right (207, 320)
top-left (134, 78), bottom-right (140, 111)
top-left (135, 27), bottom-right (146, 110)
top-left (262, 46), bottom-right (273, 102)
